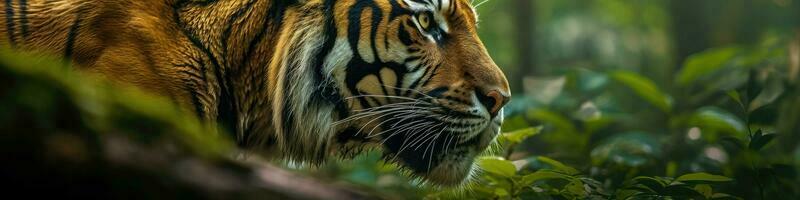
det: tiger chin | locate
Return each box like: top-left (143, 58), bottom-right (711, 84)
top-left (0, 0), bottom-right (509, 186)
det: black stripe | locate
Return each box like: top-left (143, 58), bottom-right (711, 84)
top-left (221, 0), bottom-right (256, 65)
top-left (182, 57), bottom-right (212, 120)
top-left (320, 41), bottom-right (350, 118)
top-left (240, 0), bottom-right (294, 72)
top-left (176, 63), bottom-right (208, 119)
top-left (5, 0), bottom-right (16, 47)
top-left (418, 62), bottom-right (441, 88)
top-left (406, 61), bottom-right (431, 90)
top-left (18, 0), bottom-right (27, 38)
top-left (389, 0), bottom-right (412, 21)
top-left (408, 62), bottom-right (440, 93)
top-left (239, 0), bottom-right (292, 133)
top-left (189, 89), bottom-right (205, 118)
top-left (240, 20), bottom-right (269, 68)
top-left (396, 0), bottom-right (409, 8)
top-left (398, 20), bottom-right (414, 45)
top-left (346, 1), bottom-right (381, 109)
top-left (312, 0), bottom-right (344, 110)
top-left (173, 1), bottom-right (238, 135)
top-left (377, 70), bottom-right (391, 102)
top-left (344, 0), bottom-right (421, 108)
top-left (368, 3), bottom-right (382, 63)
top-left (410, 0), bottom-right (427, 4)
top-left (426, 86), bottom-right (448, 97)
top-left (64, 12), bottom-right (84, 61)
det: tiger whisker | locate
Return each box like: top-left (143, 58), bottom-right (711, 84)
top-left (390, 112), bottom-right (423, 129)
top-left (379, 84), bottom-right (435, 99)
top-left (393, 121), bottom-right (439, 157)
top-left (401, 124), bottom-right (440, 152)
top-left (370, 119), bottom-right (430, 140)
top-left (364, 110), bottom-right (428, 137)
top-left (425, 125), bottom-right (449, 171)
top-left (405, 115), bottom-right (451, 150)
top-left (332, 104), bottom-right (428, 125)
top-left (377, 120), bottom-right (433, 142)
top-left (344, 94), bottom-right (421, 102)
top-left (350, 102), bottom-right (423, 112)
top-left (424, 124), bottom-right (447, 159)
top-left (388, 102), bottom-right (434, 128)
top-left (389, 121), bottom-right (439, 162)
top-left (413, 123), bottom-right (448, 151)
top-left (443, 130), bottom-right (456, 155)
top-left (334, 98), bottom-right (438, 127)
top-left (474, 0), bottom-right (490, 8)
top-left (354, 110), bottom-right (410, 136)
top-left (401, 121), bottom-right (447, 154)
top-left (365, 116), bottom-right (400, 138)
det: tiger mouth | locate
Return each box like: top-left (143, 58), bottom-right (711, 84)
top-left (377, 111), bottom-right (501, 185)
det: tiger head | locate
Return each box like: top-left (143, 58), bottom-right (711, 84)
top-left (321, 0), bottom-right (510, 185)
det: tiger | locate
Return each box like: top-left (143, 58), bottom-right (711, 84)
top-left (0, 0), bottom-right (510, 185)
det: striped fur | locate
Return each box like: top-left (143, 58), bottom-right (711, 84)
top-left (1, 0), bottom-right (510, 185)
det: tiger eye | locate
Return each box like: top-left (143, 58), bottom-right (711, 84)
top-left (418, 13), bottom-right (431, 29)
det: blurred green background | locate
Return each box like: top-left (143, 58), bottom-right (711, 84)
top-left (312, 0), bottom-right (800, 199)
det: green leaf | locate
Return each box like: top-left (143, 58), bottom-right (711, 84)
top-left (749, 130), bottom-right (776, 151)
top-left (500, 116), bottom-right (530, 132)
top-left (770, 164), bottom-right (797, 179)
top-left (478, 157), bottom-right (517, 177)
top-left (564, 180), bottom-right (588, 198)
top-left (748, 77), bottom-right (785, 112)
top-left (726, 90), bottom-right (743, 107)
top-left (664, 185), bottom-right (704, 198)
top-left (521, 169), bottom-right (571, 185)
top-left (694, 184), bottom-right (713, 198)
top-left (711, 193), bottom-right (743, 200)
top-left (676, 173), bottom-right (733, 182)
top-left (632, 176), bottom-right (666, 192)
top-left (527, 109), bottom-right (578, 134)
top-left (677, 47), bottom-right (740, 85)
top-left (721, 136), bottom-right (746, 149)
top-left (502, 126), bottom-right (543, 144)
top-left (610, 71), bottom-right (673, 112)
top-left (590, 132), bottom-right (662, 167)
top-left (615, 189), bottom-right (643, 200)
top-left (494, 188), bottom-right (510, 197)
top-left (537, 156), bottom-right (579, 175)
top-left (689, 107), bottom-right (746, 135)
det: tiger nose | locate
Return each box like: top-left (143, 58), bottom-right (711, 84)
top-left (477, 89), bottom-right (510, 118)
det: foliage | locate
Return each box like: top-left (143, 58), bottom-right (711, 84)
top-left (312, 34), bottom-right (799, 199)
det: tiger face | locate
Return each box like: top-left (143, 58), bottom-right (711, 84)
top-left (326, 0), bottom-right (510, 185)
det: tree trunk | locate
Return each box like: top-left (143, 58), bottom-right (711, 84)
top-left (512, 0), bottom-right (536, 91)
top-left (669, 0), bottom-right (711, 67)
